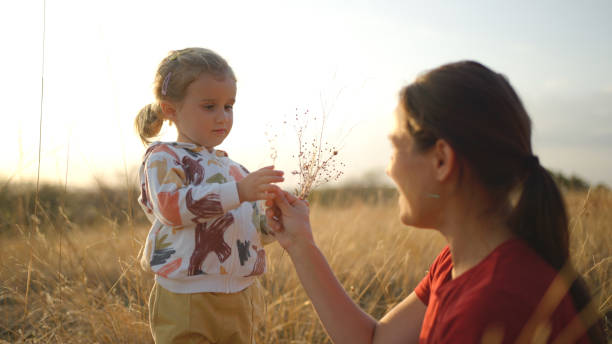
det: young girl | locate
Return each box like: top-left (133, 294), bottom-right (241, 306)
top-left (134, 47), bottom-right (283, 344)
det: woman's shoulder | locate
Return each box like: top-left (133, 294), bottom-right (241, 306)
top-left (461, 239), bottom-right (582, 340)
top-left (488, 238), bottom-right (560, 292)
top-left (425, 245), bottom-right (453, 283)
top-left (446, 239), bottom-right (569, 316)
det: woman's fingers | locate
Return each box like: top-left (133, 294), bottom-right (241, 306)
top-left (273, 189), bottom-right (294, 213)
top-left (283, 191), bottom-right (299, 203)
top-left (283, 190), bottom-right (309, 207)
top-left (265, 208), bottom-right (283, 232)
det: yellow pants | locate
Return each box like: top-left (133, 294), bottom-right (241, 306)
top-left (148, 281), bottom-right (265, 344)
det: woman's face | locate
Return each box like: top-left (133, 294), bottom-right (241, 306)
top-left (386, 105), bottom-right (438, 228)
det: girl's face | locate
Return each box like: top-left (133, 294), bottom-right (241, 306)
top-left (386, 105), bottom-right (438, 228)
top-left (170, 73), bottom-right (237, 150)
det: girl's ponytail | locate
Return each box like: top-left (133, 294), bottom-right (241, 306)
top-left (134, 47), bottom-right (236, 146)
top-left (135, 103), bottom-right (164, 145)
top-left (510, 160), bottom-right (606, 342)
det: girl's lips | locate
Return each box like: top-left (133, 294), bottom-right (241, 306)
top-left (212, 129), bottom-right (227, 134)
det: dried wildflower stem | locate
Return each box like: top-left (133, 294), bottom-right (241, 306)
top-left (290, 109), bottom-right (344, 199)
top-left (264, 125), bottom-right (279, 166)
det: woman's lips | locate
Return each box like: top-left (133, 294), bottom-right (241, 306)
top-left (212, 129), bottom-right (227, 135)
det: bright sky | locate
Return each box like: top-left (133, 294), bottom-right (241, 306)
top-left (2, 0), bottom-right (612, 190)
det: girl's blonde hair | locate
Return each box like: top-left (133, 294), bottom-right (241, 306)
top-left (135, 47), bottom-right (236, 144)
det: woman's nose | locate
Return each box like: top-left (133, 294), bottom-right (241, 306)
top-left (385, 157), bottom-right (393, 177)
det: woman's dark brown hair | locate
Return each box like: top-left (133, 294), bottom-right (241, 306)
top-left (399, 61), bottom-right (605, 342)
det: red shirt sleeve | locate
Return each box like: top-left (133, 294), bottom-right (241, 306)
top-left (414, 272), bottom-right (431, 305)
top-left (414, 246), bottom-right (451, 306)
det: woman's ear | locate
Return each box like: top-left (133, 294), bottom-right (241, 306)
top-left (432, 139), bottom-right (455, 182)
top-left (160, 101), bottom-right (177, 122)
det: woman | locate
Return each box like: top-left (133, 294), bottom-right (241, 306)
top-left (265, 61), bottom-right (605, 343)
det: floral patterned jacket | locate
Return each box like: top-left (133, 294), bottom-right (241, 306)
top-left (138, 141), bottom-right (274, 294)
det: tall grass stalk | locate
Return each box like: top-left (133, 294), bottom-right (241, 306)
top-left (24, 0), bottom-right (47, 320)
top-left (1, 188), bottom-right (609, 343)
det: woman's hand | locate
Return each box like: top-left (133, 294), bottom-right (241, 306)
top-left (237, 166), bottom-right (284, 202)
top-left (265, 189), bottom-right (314, 252)
top-left (266, 188), bottom-right (385, 344)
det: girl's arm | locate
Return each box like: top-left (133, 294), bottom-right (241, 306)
top-left (143, 147), bottom-right (282, 227)
top-left (265, 190), bottom-right (426, 344)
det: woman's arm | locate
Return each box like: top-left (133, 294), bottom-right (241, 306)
top-left (290, 240), bottom-right (378, 343)
top-left (374, 291), bottom-right (426, 343)
top-left (266, 190), bottom-right (426, 344)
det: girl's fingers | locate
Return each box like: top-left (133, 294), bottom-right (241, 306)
top-left (258, 184), bottom-right (279, 194)
top-left (254, 167), bottom-right (283, 176)
top-left (260, 176), bottom-right (285, 184)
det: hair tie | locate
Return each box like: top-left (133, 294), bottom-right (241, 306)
top-left (525, 155), bottom-right (540, 170)
top-left (161, 72), bottom-right (172, 96)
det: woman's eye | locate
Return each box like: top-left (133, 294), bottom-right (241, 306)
top-left (225, 105), bottom-right (233, 110)
top-left (203, 104), bottom-right (215, 110)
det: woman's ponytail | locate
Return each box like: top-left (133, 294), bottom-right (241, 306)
top-left (135, 103), bottom-right (164, 145)
top-left (510, 158), bottom-right (568, 270)
top-left (400, 61), bottom-right (606, 343)
top-left (510, 160), bottom-right (606, 342)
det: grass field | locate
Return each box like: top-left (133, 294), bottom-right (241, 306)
top-left (1, 188), bottom-right (610, 343)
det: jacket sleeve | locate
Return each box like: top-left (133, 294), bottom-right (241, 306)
top-left (143, 147), bottom-right (241, 227)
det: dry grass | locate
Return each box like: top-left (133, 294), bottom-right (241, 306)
top-left (1, 189), bottom-right (610, 343)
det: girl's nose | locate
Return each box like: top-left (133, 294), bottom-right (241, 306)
top-left (215, 110), bottom-right (227, 123)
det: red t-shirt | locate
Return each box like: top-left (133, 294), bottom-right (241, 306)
top-left (415, 239), bottom-right (589, 343)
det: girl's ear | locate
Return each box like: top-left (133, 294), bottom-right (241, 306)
top-left (160, 101), bottom-right (177, 122)
top-left (432, 139), bottom-right (456, 182)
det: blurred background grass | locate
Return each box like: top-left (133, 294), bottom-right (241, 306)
top-left (0, 172), bottom-right (610, 343)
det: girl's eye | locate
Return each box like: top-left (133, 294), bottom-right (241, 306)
top-left (203, 104), bottom-right (215, 110)
top-left (225, 105), bottom-right (233, 110)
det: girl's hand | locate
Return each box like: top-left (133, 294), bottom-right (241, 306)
top-left (265, 189), bottom-right (314, 252)
top-left (237, 166), bottom-right (284, 202)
